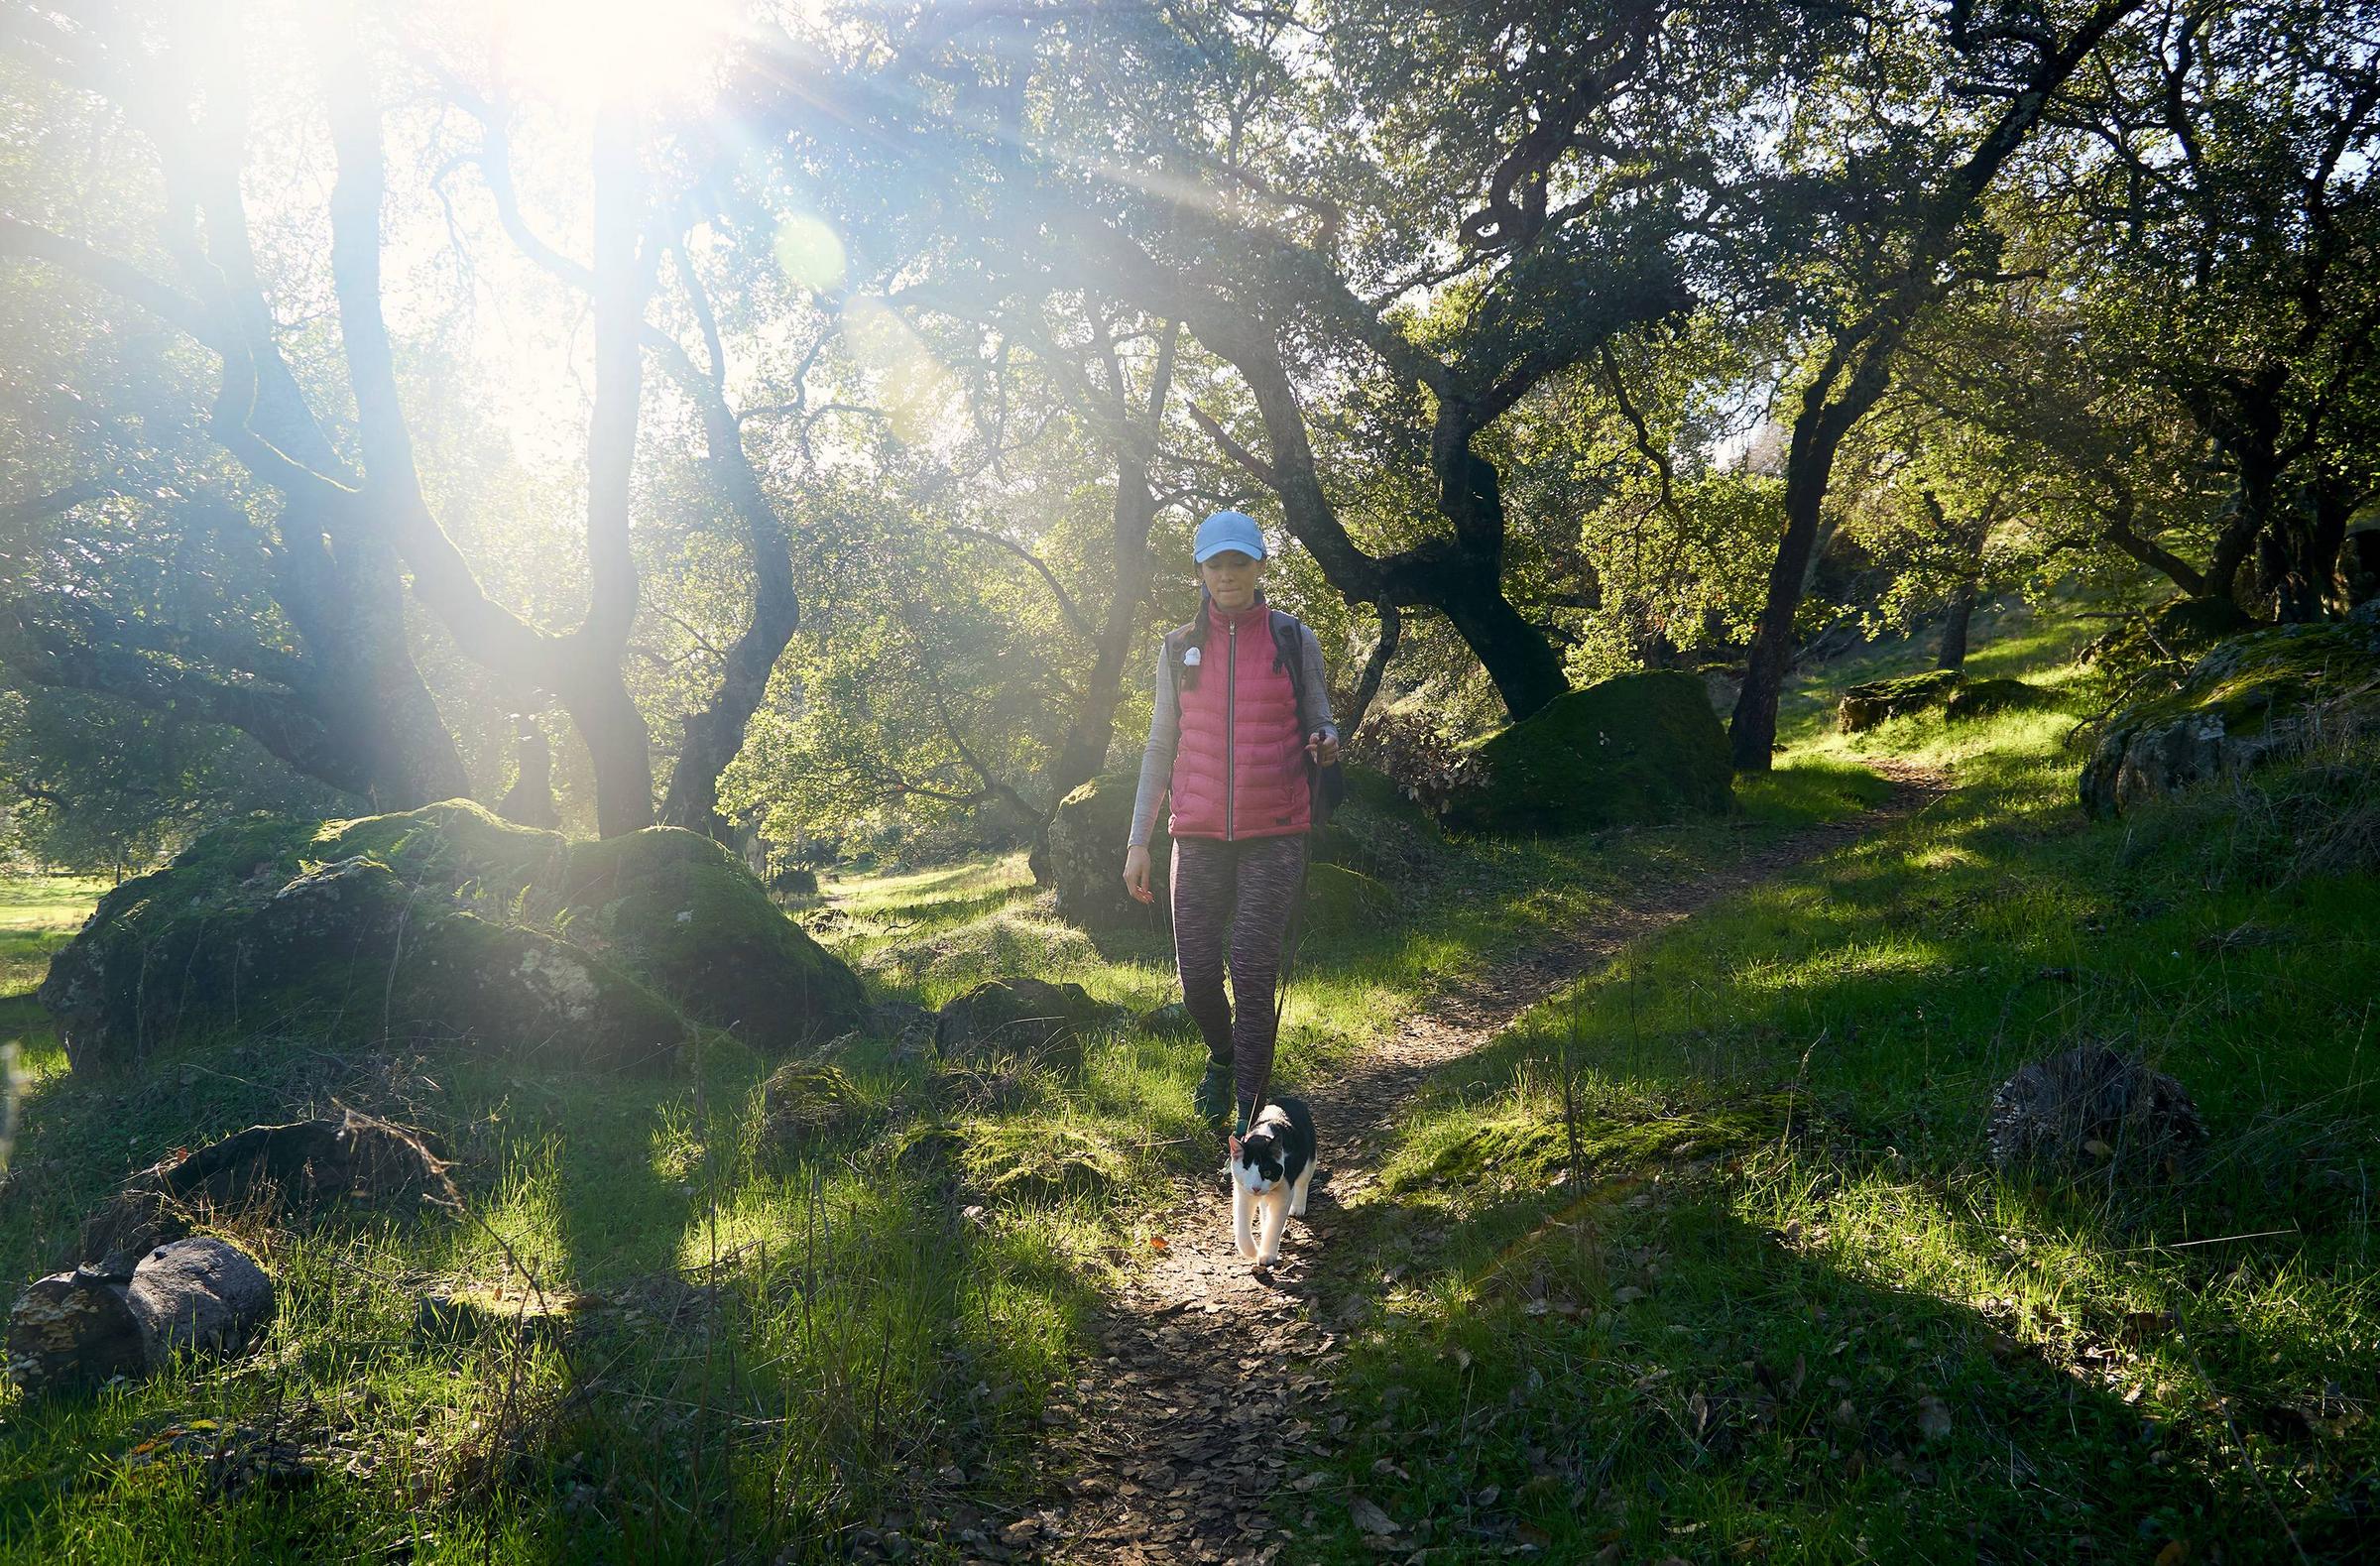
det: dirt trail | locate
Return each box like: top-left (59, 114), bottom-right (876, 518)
top-left (1011, 766), bottom-right (1947, 1564)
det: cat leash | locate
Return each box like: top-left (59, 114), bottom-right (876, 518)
top-left (1230, 734), bottom-right (1328, 1158)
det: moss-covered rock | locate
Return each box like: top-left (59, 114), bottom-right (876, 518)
top-left (1300, 863), bottom-right (1395, 939)
top-left (1441, 670), bottom-right (1731, 835)
top-left (560, 827), bottom-right (866, 1053)
top-left (1838, 669), bottom-right (1963, 732)
top-left (2081, 619), bottom-right (2380, 816)
top-left (38, 799), bottom-right (863, 1073)
top-left (1943, 677), bottom-right (2060, 722)
top-left (758, 1059), bottom-right (876, 1153)
top-left (1046, 772), bottom-right (1171, 932)
top-left (934, 977), bottom-right (1120, 1074)
top-left (2087, 596), bottom-right (2255, 677)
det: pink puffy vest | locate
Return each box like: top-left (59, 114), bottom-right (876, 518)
top-left (1166, 600), bottom-right (1311, 841)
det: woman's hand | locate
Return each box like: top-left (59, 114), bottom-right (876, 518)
top-left (1123, 843), bottom-right (1155, 903)
top-left (1305, 729), bottom-right (1341, 767)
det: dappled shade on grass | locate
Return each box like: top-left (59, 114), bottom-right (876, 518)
top-left (1299, 694), bottom-right (2379, 1557)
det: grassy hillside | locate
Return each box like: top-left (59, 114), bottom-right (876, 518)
top-left (4, 604), bottom-right (2371, 1560)
top-left (1300, 644), bottom-right (2378, 1559)
top-left (0, 747), bottom-right (1879, 1559)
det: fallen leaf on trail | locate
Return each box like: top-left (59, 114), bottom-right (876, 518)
top-left (1348, 1497), bottom-right (1398, 1535)
top-left (1149, 1236), bottom-right (1168, 1252)
top-left (1516, 1521), bottom-right (1553, 1546)
top-left (2084, 1138), bottom-right (2114, 1159)
top-left (1832, 1399), bottom-right (1860, 1431)
top-left (1455, 1348), bottom-right (1474, 1371)
top-left (1916, 1395), bottom-right (1954, 1442)
top-left (1474, 1485), bottom-right (1500, 1506)
top-left (1291, 1471), bottom-right (1329, 1492)
top-left (1688, 1390), bottom-right (1712, 1437)
top-left (1612, 1285), bottom-right (1646, 1304)
top-left (2155, 1542), bottom-right (2191, 1565)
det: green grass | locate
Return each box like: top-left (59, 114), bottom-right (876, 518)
top-left (16, 597), bottom-right (2364, 1560)
top-left (0, 876), bottom-right (106, 1000)
top-left (1288, 653), bottom-right (2380, 1561)
top-left (0, 754), bottom-right (1882, 1562)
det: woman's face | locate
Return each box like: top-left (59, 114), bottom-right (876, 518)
top-left (1199, 549), bottom-right (1263, 611)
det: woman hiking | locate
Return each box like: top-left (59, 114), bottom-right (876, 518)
top-left (1123, 510), bottom-right (1340, 1140)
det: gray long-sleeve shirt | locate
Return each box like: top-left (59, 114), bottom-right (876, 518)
top-left (1129, 619), bottom-right (1337, 848)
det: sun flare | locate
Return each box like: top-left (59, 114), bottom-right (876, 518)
top-left (491, 0), bottom-right (739, 108)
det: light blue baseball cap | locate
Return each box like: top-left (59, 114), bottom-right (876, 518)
top-left (1192, 509), bottom-right (1268, 563)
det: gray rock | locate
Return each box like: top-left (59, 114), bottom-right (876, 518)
top-left (1046, 772), bottom-right (1171, 932)
top-left (5, 1266), bottom-right (147, 1396)
top-left (865, 1000), bottom-right (939, 1056)
top-left (126, 1237), bottom-right (275, 1369)
top-left (77, 1106), bottom-right (458, 1265)
top-left (1136, 1002), bottom-right (1195, 1036)
top-left (2080, 621), bottom-right (2380, 816)
top-left (1986, 1045), bottom-right (2205, 1180)
top-left (936, 978), bottom-right (1122, 1074)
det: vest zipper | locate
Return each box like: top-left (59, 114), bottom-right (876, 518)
top-left (1224, 618), bottom-right (1238, 840)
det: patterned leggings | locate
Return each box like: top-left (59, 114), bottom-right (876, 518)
top-left (1170, 833), bottom-right (1310, 1113)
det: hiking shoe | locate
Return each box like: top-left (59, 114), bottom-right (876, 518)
top-left (1193, 1059), bottom-right (1235, 1127)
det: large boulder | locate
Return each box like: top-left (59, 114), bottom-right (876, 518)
top-left (5, 1259), bottom-right (147, 1396)
top-left (1046, 772), bottom-right (1171, 931)
top-left (558, 828), bottom-right (867, 1053)
top-left (1838, 669), bottom-right (1963, 732)
top-left (1441, 670), bottom-right (1731, 835)
top-left (2087, 596), bottom-right (2256, 677)
top-left (1944, 677), bottom-right (2059, 722)
top-left (1311, 765), bottom-right (1444, 883)
top-left (1300, 863), bottom-right (1395, 940)
top-left (2080, 619), bottom-right (2380, 816)
top-left (39, 799), bottom-right (865, 1073)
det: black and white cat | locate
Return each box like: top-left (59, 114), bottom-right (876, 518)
top-left (1230, 1097), bottom-right (1318, 1265)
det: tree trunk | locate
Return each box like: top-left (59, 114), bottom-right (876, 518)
top-left (1181, 295), bottom-right (1570, 723)
top-left (556, 667), bottom-right (655, 839)
top-left (654, 384), bottom-right (801, 840)
top-left (2257, 479), bottom-right (2349, 624)
top-left (1037, 323), bottom-right (1180, 872)
top-left (1936, 585), bottom-right (1977, 671)
top-left (1726, 0), bottom-right (2144, 771)
top-left (1341, 601), bottom-right (1403, 739)
top-left (1024, 319), bottom-right (1180, 885)
top-left (1729, 415), bottom-right (1842, 771)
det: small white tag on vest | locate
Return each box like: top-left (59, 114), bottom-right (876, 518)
top-left (1183, 647), bottom-right (1201, 665)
